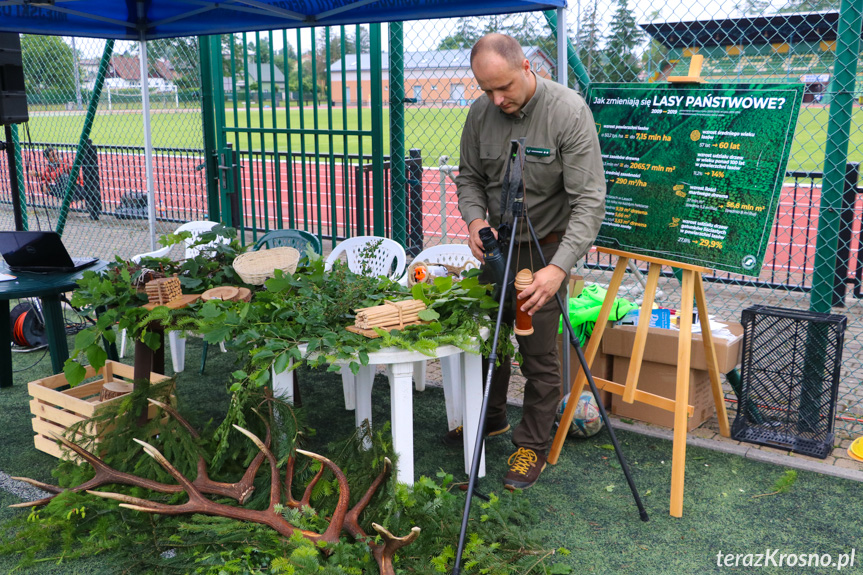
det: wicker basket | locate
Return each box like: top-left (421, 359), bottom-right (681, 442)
top-left (233, 247), bottom-right (300, 285)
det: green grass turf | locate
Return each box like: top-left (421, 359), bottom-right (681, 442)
top-left (22, 104), bottom-right (862, 173)
top-left (2, 335), bottom-right (863, 574)
top-left (23, 106), bottom-right (468, 163)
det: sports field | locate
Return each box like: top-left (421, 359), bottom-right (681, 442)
top-left (21, 105), bottom-right (860, 172)
top-left (23, 106), bottom-right (468, 163)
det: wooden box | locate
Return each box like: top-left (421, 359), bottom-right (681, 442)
top-left (28, 361), bottom-right (171, 459)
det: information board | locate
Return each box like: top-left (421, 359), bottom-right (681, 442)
top-left (589, 83), bottom-right (804, 275)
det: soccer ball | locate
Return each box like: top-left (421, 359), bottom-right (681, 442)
top-left (556, 391), bottom-right (604, 438)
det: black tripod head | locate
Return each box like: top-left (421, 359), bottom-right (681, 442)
top-left (500, 138), bottom-right (526, 230)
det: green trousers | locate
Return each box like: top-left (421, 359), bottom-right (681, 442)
top-left (483, 240), bottom-right (566, 454)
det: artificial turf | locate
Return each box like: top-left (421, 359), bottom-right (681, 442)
top-left (2, 335), bottom-right (862, 574)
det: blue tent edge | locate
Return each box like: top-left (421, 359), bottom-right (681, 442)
top-left (0, 0), bottom-right (567, 40)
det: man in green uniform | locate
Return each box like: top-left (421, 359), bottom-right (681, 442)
top-left (453, 33), bottom-right (606, 489)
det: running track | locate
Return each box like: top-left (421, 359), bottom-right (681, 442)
top-left (4, 149), bottom-right (861, 285)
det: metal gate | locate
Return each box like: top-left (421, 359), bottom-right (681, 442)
top-left (200, 26), bottom-right (389, 251)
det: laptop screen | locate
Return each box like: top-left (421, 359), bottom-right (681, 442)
top-left (0, 231), bottom-right (96, 272)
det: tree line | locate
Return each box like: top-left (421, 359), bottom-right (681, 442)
top-left (18, 0), bottom-right (842, 105)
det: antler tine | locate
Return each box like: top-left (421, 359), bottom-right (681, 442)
top-left (86, 490), bottom-right (179, 514)
top-left (132, 438), bottom-right (203, 502)
top-left (372, 523), bottom-right (421, 575)
top-left (344, 457), bottom-right (392, 541)
top-left (52, 431), bottom-right (114, 469)
top-left (7, 477), bottom-right (64, 508)
top-left (299, 463), bottom-right (326, 510)
top-left (9, 497), bottom-right (56, 509)
top-left (283, 455), bottom-right (302, 509)
top-left (295, 449), bottom-right (350, 545)
top-left (232, 425), bottom-right (280, 510)
top-left (9, 476), bottom-right (63, 494)
top-left (227, 410), bottom-right (273, 504)
top-left (148, 398), bottom-right (199, 438)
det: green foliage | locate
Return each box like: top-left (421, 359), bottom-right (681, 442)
top-left (21, 34), bottom-right (78, 99)
top-left (157, 224), bottom-right (249, 291)
top-left (753, 469), bottom-right (798, 499)
top-left (190, 254), bottom-right (510, 399)
top-left (772, 469), bottom-right (798, 493)
top-left (62, 225), bottom-right (247, 386)
top-left (1, 395), bottom-right (565, 575)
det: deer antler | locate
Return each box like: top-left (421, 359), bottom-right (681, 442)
top-left (89, 434), bottom-right (327, 541)
top-left (341, 457), bottom-right (422, 575)
top-left (372, 523), bottom-right (422, 575)
top-left (10, 432), bottom-right (186, 508)
top-left (13, 419), bottom-right (420, 574)
top-left (11, 399), bottom-right (268, 508)
top-left (150, 398), bottom-right (267, 504)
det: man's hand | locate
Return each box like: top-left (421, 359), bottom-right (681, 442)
top-left (467, 219), bottom-right (494, 262)
top-left (516, 265), bottom-right (567, 316)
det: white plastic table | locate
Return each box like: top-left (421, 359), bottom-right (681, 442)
top-left (272, 342), bottom-right (485, 485)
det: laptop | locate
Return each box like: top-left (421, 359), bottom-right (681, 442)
top-left (0, 231), bottom-right (98, 273)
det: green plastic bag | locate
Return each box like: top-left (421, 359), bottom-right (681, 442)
top-left (558, 284), bottom-right (637, 346)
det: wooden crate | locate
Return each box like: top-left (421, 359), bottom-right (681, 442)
top-left (28, 361), bottom-right (172, 459)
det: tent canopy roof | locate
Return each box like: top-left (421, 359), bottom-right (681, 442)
top-left (0, 0), bottom-right (566, 40)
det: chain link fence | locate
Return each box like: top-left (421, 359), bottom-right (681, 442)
top-left (0, 35), bottom-right (205, 261)
top-left (2, 3), bottom-right (861, 437)
top-left (399, 6), bottom-right (863, 438)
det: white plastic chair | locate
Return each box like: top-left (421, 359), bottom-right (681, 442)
top-left (323, 236), bottom-right (407, 415)
top-left (397, 243), bottom-right (479, 288)
top-left (118, 244), bottom-right (172, 359)
top-left (324, 236), bottom-right (406, 279)
top-left (168, 220), bottom-right (230, 373)
top-left (174, 220), bottom-right (229, 259)
top-left (398, 244), bottom-right (480, 428)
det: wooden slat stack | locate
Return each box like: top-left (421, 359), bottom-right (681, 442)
top-left (145, 276), bottom-right (182, 305)
top-left (354, 299), bottom-right (426, 330)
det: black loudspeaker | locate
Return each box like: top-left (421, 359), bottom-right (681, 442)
top-left (0, 33), bottom-right (28, 125)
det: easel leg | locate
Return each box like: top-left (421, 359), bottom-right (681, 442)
top-left (694, 274), bottom-right (731, 437)
top-left (670, 270), bottom-right (695, 518)
top-left (623, 263), bottom-right (662, 403)
top-left (548, 256), bottom-right (629, 464)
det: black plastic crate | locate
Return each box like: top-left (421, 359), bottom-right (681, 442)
top-left (731, 305), bottom-right (846, 459)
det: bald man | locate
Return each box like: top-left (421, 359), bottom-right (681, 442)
top-left (452, 33), bottom-right (606, 489)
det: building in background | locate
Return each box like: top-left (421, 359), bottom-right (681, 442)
top-left (104, 55), bottom-right (177, 92)
top-left (329, 47), bottom-right (554, 106)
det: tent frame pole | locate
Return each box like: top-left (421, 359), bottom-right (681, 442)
top-left (140, 38), bottom-right (157, 250)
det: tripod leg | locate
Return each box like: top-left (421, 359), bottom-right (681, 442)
top-left (524, 219), bottom-right (648, 522)
top-left (551, 257), bottom-right (627, 462)
top-left (454, 214), bottom-right (521, 575)
top-left (460, 350), bottom-right (485, 477)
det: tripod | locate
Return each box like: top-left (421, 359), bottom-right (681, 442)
top-left (452, 140), bottom-right (648, 574)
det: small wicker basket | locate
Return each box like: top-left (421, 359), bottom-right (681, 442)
top-left (233, 247), bottom-right (300, 285)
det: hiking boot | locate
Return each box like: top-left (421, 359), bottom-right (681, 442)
top-left (503, 447), bottom-right (547, 490)
top-left (441, 419), bottom-right (510, 447)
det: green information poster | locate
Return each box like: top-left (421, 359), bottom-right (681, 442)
top-left (589, 83), bottom-right (804, 275)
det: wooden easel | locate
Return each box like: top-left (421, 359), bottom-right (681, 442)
top-left (548, 248), bottom-right (730, 517)
top-left (549, 54), bottom-right (719, 517)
